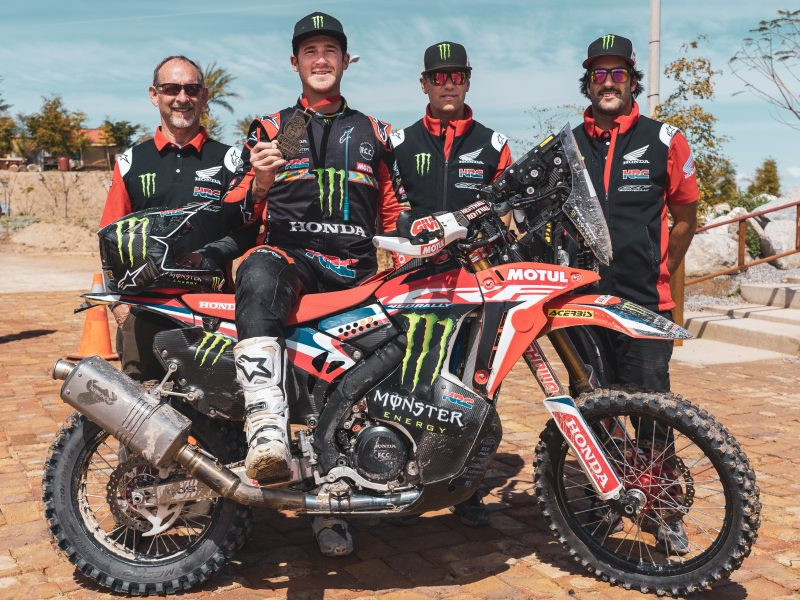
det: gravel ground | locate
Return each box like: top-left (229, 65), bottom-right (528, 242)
top-left (685, 262), bottom-right (800, 311)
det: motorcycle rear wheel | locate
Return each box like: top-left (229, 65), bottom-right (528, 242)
top-left (42, 412), bottom-right (250, 595)
top-left (534, 389), bottom-right (760, 596)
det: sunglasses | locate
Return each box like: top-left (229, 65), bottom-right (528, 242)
top-left (590, 68), bottom-right (631, 84)
top-left (155, 82), bottom-right (204, 97)
top-left (426, 71), bottom-right (469, 86)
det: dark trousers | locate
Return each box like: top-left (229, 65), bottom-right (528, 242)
top-left (568, 311), bottom-right (674, 446)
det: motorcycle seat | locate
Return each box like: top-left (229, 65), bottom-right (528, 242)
top-left (182, 277), bottom-right (388, 326)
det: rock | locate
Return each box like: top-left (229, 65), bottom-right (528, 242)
top-left (708, 202), bottom-right (731, 217)
top-left (753, 194), bottom-right (797, 227)
top-left (761, 220), bottom-right (800, 269)
top-left (685, 227), bottom-right (748, 277)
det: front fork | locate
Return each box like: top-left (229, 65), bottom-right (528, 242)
top-left (524, 331), bottom-right (623, 501)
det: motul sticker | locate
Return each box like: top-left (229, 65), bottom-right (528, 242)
top-left (544, 396), bottom-right (622, 498)
top-left (507, 268), bottom-right (568, 283)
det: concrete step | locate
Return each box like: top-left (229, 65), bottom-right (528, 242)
top-left (699, 304), bottom-right (800, 327)
top-left (740, 283), bottom-right (800, 308)
top-left (683, 310), bottom-right (800, 355)
top-left (782, 275), bottom-right (800, 284)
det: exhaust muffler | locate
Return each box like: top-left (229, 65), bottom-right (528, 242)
top-left (54, 356), bottom-right (191, 467)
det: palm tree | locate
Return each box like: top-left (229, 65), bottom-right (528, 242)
top-left (201, 62), bottom-right (240, 138)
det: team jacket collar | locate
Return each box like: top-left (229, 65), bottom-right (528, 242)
top-left (423, 104), bottom-right (474, 137)
top-left (296, 96), bottom-right (349, 117)
top-left (154, 127), bottom-right (208, 152)
top-left (582, 101), bottom-right (640, 138)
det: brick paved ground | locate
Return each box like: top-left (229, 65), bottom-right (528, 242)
top-left (1, 291), bottom-right (798, 599)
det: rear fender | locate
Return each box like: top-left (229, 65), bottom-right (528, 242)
top-left (541, 294), bottom-right (692, 340)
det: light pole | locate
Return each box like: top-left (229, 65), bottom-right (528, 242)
top-left (648, 0), bottom-right (661, 116)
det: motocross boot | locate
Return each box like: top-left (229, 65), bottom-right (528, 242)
top-left (234, 336), bottom-right (291, 481)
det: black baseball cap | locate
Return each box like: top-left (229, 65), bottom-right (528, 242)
top-left (292, 12), bottom-right (347, 55)
top-left (422, 41), bottom-right (471, 73)
top-left (583, 34), bottom-right (636, 68)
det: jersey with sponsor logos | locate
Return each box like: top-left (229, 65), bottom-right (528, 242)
top-left (390, 105), bottom-right (512, 213)
top-left (223, 98), bottom-right (405, 285)
top-left (573, 102), bottom-right (699, 311)
top-left (99, 127), bottom-right (240, 227)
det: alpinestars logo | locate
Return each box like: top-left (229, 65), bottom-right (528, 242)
top-left (401, 313), bottom-right (456, 391)
top-left (415, 153), bottom-right (431, 175)
top-left (139, 173), bottom-right (156, 198)
top-left (622, 145), bottom-right (649, 164)
top-left (116, 216), bottom-right (149, 266)
top-left (314, 167), bottom-right (346, 216)
top-left (602, 34), bottom-right (615, 49)
top-left (312, 15), bottom-right (324, 28)
top-left (194, 332), bottom-right (233, 366)
top-left (458, 148), bottom-right (483, 164)
top-left (438, 43), bottom-right (451, 59)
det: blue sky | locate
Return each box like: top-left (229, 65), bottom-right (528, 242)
top-left (3, 0), bottom-right (798, 191)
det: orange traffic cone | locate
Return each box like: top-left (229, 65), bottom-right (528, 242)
top-left (66, 272), bottom-right (119, 361)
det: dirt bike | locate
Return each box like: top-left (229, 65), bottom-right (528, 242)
top-left (43, 126), bottom-right (759, 596)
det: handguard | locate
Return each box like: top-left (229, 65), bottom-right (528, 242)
top-left (374, 212), bottom-right (468, 258)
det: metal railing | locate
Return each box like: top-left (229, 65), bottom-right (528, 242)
top-left (671, 198), bottom-right (800, 332)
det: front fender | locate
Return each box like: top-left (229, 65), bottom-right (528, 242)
top-left (541, 294), bottom-right (692, 340)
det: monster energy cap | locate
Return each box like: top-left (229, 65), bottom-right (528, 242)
top-left (422, 41), bottom-right (471, 73)
top-left (292, 12), bottom-right (347, 54)
top-left (583, 34), bottom-right (636, 68)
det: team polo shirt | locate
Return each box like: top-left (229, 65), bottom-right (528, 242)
top-left (99, 127), bottom-right (240, 227)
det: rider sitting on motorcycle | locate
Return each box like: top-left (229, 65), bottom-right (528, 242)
top-left (218, 12), bottom-right (406, 556)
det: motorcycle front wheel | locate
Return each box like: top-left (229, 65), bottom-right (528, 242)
top-left (42, 412), bottom-right (251, 595)
top-left (534, 389), bottom-right (760, 596)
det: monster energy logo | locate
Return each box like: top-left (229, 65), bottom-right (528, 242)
top-left (314, 167), bottom-right (346, 216)
top-left (211, 276), bottom-right (222, 290)
top-left (312, 15), bottom-right (324, 28)
top-left (438, 43), bottom-right (451, 60)
top-left (194, 332), bottom-right (233, 366)
top-left (401, 314), bottom-right (456, 391)
top-left (139, 172), bottom-right (156, 198)
top-left (415, 153), bottom-right (431, 175)
top-left (602, 35), bottom-right (615, 50)
top-left (115, 217), bottom-right (149, 266)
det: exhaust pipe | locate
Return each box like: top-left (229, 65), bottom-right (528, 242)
top-left (53, 357), bottom-right (421, 513)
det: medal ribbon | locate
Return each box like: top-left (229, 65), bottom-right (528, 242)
top-left (300, 95), bottom-right (343, 115)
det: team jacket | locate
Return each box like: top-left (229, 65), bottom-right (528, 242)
top-left (389, 105), bottom-right (512, 213)
top-left (223, 98), bottom-right (406, 282)
top-left (99, 127), bottom-right (249, 290)
top-left (573, 102), bottom-right (699, 311)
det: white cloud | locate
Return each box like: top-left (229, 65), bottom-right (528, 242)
top-left (786, 166), bottom-right (800, 179)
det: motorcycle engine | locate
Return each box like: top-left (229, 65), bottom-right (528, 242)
top-left (351, 424), bottom-right (409, 484)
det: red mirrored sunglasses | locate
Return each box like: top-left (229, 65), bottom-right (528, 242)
top-left (426, 71), bottom-right (469, 86)
top-left (590, 68), bottom-right (631, 84)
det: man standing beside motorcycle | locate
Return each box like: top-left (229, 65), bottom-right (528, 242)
top-left (99, 55), bottom-right (248, 381)
top-left (571, 34), bottom-right (699, 552)
top-left (389, 41), bottom-right (512, 527)
top-left (221, 12), bottom-right (405, 557)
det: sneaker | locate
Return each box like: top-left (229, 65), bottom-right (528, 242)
top-left (653, 520), bottom-right (690, 555)
top-left (450, 493), bottom-right (490, 527)
top-left (312, 516), bottom-right (353, 557)
top-left (587, 496), bottom-right (623, 535)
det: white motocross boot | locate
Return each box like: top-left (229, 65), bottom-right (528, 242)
top-left (234, 336), bottom-right (291, 481)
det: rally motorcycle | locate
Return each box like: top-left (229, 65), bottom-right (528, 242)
top-left (43, 126), bottom-right (759, 596)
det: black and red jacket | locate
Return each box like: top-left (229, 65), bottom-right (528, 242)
top-left (573, 102), bottom-right (699, 311)
top-left (390, 105), bottom-right (512, 213)
top-left (223, 98), bottom-right (406, 282)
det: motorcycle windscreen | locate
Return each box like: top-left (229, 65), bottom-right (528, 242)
top-left (557, 125), bottom-right (613, 266)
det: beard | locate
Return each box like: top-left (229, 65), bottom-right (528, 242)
top-left (166, 105), bottom-right (198, 129)
top-left (591, 88), bottom-right (631, 117)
